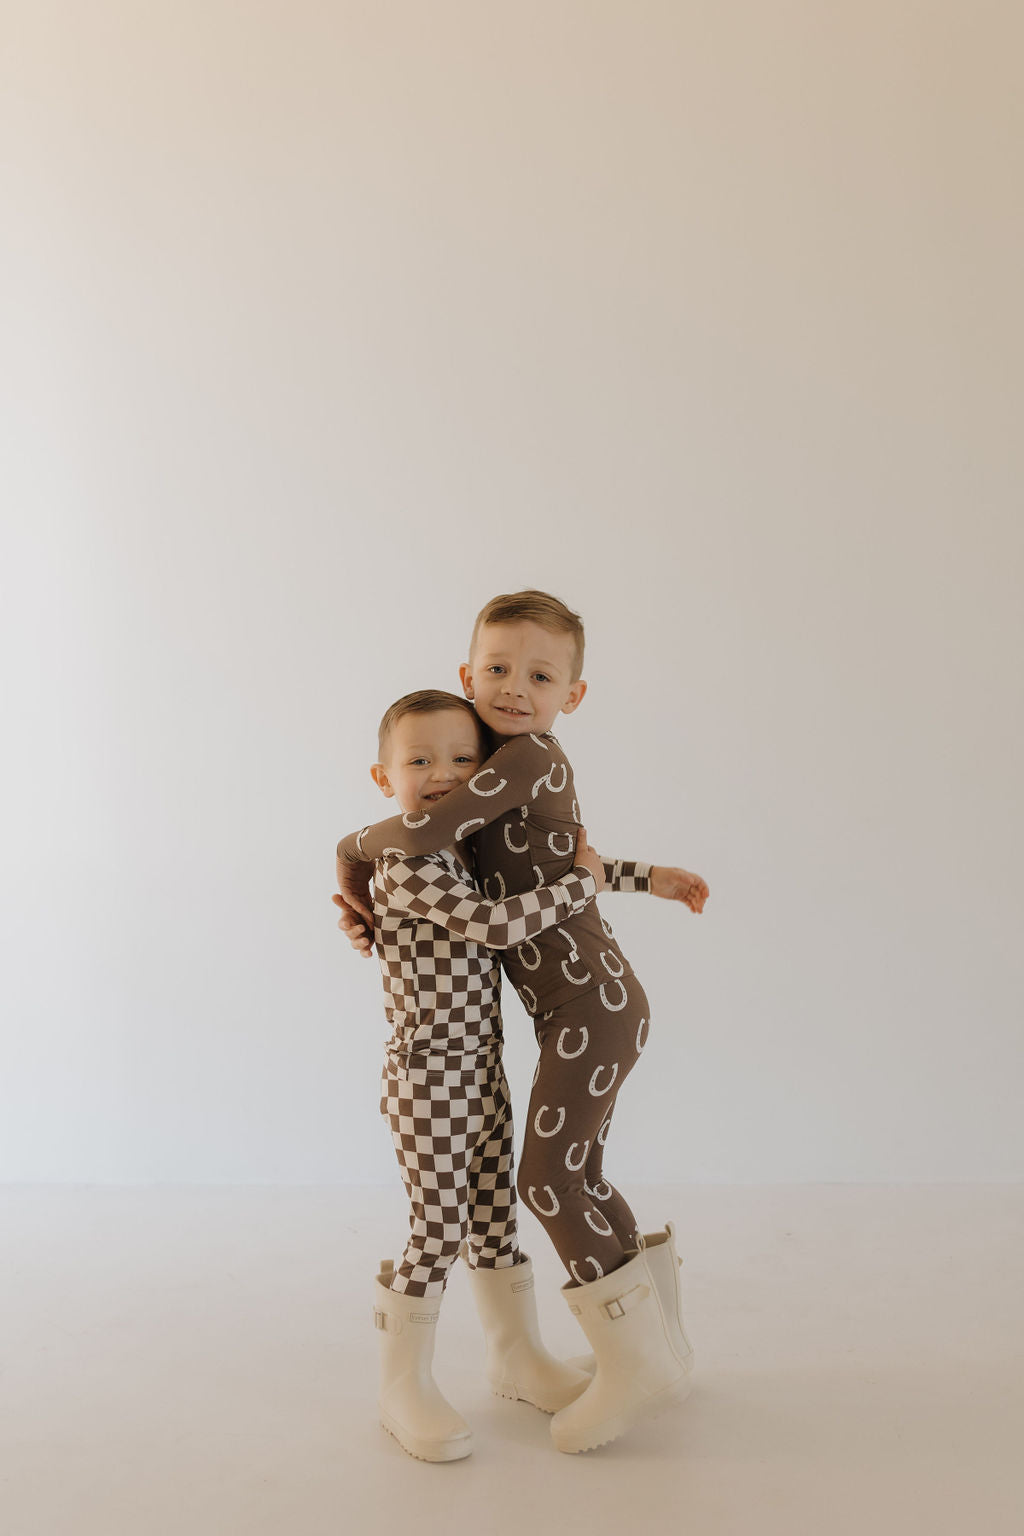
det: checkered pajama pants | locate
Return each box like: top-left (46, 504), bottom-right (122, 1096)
top-left (381, 1061), bottom-right (520, 1297)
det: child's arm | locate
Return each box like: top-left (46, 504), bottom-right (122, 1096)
top-left (597, 857), bottom-right (709, 913)
top-left (336, 733), bottom-right (554, 875)
top-left (383, 845), bottom-right (603, 950)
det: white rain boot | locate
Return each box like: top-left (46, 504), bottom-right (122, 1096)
top-left (570, 1223), bottom-right (695, 1377)
top-left (373, 1261), bottom-right (472, 1462)
top-left (463, 1252), bottom-right (591, 1413)
top-left (550, 1246), bottom-right (691, 1454)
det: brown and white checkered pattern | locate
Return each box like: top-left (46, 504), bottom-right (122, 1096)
top-left (374, 848), bottom-right (596, 1076)
top-left (601, 857), bottom-right (651, 894)
top-left (382, 1064), bottom-right (518, 1296)
top-left (371, 846), bottom-right (598, 1294)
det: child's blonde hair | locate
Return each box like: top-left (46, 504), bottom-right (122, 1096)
top-left (377, 689), bottom-right (484, 760)
top-left (470, 590), bottom-right (585, 681)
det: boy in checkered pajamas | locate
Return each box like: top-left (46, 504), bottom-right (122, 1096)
top-left (337, 592), bottom-right (709, 1455)
top-left (360, 688), bottom-right (606, 1461)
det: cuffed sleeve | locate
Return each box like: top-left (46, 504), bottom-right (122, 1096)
top-left (600, 857), bottom-right (652, 893)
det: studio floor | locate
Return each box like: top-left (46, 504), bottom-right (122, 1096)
top-left (2, 1183), bottom-right (1022, 1536)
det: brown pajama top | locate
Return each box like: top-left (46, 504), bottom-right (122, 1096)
top-left (338, 732), bottom-right (651, 1022)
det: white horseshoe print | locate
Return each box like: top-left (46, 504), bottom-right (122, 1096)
top-left (600, 949), bottom-right (625, 978)
top-left (402, 810), bottom-right (430, 828)
top-left (564, 1139), bottom-right (590, 1171)
top-left (520, 984), bottom-right (538, 1015)
top-left (636, 1016), bottom-right (650, 1052)
top-left (569, 1257), bottom-right (604, 1284)
top-left (548, 831), bottom-right (576, 857)
top-left (597, 1118), bottom-right (612, 1147)
top-left (600, 979), bottom-right (629, 1012)
top-left (456, 817), bottom-right (486, 839)
top-left (382, 846), bottom-right (407, 858)
top-left (533, 864), bottom-right (545, 888)
top-left (356, 828), bottom-right (370, 855)
top-left (517, 939), bottom-right (542, 971)
top-left (529, 734), bottom-right (550, 751)
top-left (546, 763), bottom-right (568, 793)
top-left (532, 772), bottom-right (551, 799)
top-left (532, 1061), bottom-right (540, 1088)
top-left (601, 916), bottom-right (615, 940)
top-left (504, 821), bottom-right (529, 853)
top-left (572, 800), bottom-right (579, 821)
top-left (557, 924), bottom-right (594, 982)
top-left (588, 1178), bottom-right (613, 1201)
top-left (561, 958), bottom-right (593, 987)
top-left (484, 871), bottom-right (507, 901)
top-left (528, 1185), bottom-right (560, 1218)
top-left (589, 1063), bottom-right (619, 1096)
top-left (556, 1025), bottom-right (589, 1059)
top-left (470, 768), bottom-right (508, 797)
top-left (584, 1208), bottom-right (614, 1237)
top-left (534, 1105), bottom-right (566, 1138)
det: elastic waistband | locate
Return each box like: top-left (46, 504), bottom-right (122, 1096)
top-left (382, 1051), bottom-right (504, 1088)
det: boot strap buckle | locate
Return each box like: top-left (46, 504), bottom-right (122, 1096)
top-left (600, 1283), bottom-right (648, 1321)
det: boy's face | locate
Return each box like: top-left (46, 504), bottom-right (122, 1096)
top-left (371, 709), bottom-right (485, 817)
top-left (459, 620), bottom-right (586, 738)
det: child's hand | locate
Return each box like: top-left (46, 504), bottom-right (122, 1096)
top-left (574, 827), bottom-right (607, 893)
top-left (650, 866), bottom-right (709, 913)
top-left (332, 893), bottom-right (374, 956)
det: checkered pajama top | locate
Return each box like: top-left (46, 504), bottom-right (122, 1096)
top-left (339, 731), bottom-right (652, 1020)
top-left (374, 846), bottom-right (598, 1078)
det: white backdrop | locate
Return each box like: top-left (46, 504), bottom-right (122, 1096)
top-left (3, 0), bottom-right (1021, 1184)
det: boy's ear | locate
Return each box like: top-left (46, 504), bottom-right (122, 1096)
top-left (458, 662), bottom-right (474, 699)
top-left (370, 763), bottom-right (395, 797)
top-left (560, 678), bottom-right (587, 716)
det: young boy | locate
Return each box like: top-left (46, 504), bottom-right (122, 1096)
top-left (359, 687), bottom-right (605, 1462)
top-left (336, 593), bottom-right (708, 1455)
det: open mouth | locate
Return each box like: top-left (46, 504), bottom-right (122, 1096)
top-left (423, 790), bottom-right (452, 801)
top-left (496, 706), bottom-right (529, 717)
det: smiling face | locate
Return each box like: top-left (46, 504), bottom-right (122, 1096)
top-left (459, 620), bottom-right (587, 738)
top-left (372, 708), bottom-right (485, 818)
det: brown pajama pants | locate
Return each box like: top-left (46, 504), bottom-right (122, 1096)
top-left (516, 976), bottom-right (650, 1283)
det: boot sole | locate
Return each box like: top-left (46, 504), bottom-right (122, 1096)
top-left (551, 1372), bottom-right (693, 1455)
top-left (490, 1381), bottom-right (589, 1415)
top-left (380, 1413), bottom-right (473, 1462)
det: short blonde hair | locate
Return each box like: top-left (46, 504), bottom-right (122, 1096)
top-left (377, 689), bottom-right (484, 760)
top-left (470, 590), bottom-right (585, 681)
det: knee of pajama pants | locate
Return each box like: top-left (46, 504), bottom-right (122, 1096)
top-left (515, 1158), bottom-right (586, 1220)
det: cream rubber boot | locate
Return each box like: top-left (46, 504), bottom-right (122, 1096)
top-left (373, 1261), bottom-right (472, 1462)
top-left (463, 1251), bottom-right (590, 1413)
top-left (550, 1246), bottom-right (692, 1454)
top-left (570, 1223), bottom-right (695, 1377)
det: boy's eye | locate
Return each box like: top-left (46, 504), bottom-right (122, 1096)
top-left (533, 673), bottom-right (551, 684)
top-left (410, 757), bottom-right (428, 766)
top-left (487, 665), bottom-right (505, 675)
top-left (454, 755), bottom-right (475, 764)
